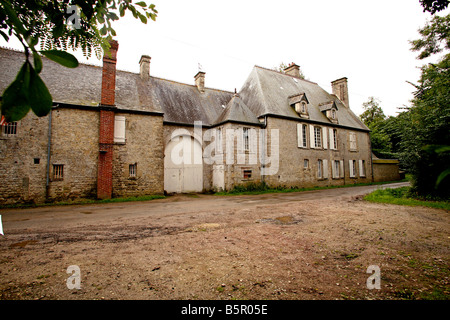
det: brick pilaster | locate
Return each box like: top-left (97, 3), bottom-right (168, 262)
top-left (97, 40), bottom-right (118, 199)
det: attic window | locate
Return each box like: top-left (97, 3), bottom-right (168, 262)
top-left (288, 93), bottom-right (309, 119)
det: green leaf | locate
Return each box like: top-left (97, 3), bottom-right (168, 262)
top-left (135, 1), bottom-right (147, 7)
top-left (1, 61), bottom-right (31, 122)
top-left (33, 51), bottom-right (42, 73)
top-left (138, 13), bottom-right (147, 24)
top-left (28, 65), bottom-right (53, 117)
top-left (40, 50), bottom-right (79, 68)
top-left (1, 0), bottom-right (27, 34)
top-left (436, 168), bottom-right (450, 188)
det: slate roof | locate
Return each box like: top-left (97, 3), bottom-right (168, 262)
top-left (0, 47), bottom-right (368, 131)
top-left (214, 94), bottom-right (261, 126)
top-left (238, 66), bottom-right (369, 131)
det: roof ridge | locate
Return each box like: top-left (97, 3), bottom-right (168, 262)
top-left (254, 64), bottom-right (318, 85)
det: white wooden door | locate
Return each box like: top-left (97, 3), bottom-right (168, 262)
top-left (164, 136), bottom-right (203, 193)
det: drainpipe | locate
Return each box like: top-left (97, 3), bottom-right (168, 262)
top-left (261, 115), bottom-right (267, 183)
top-left (45, 107), bottom-right (53, 200)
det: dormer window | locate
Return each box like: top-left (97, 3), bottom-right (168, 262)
top-left (319, 101), bottom-right (338, 124)
top-left (288, 93), bottom-right (309, 119)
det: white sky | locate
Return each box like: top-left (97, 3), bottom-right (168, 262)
top-left (2, 0), bottom-right (448, 117)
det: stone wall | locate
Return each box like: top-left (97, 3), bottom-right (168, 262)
top-left (112, 113), bottom-right (164, 197)
top-left (372, 159), bottom-right (401, 182)
top-left (262, 116), bottom-right (373, 188)
top-left (0, 112), bottom-right (49, 204)
top-left (47, 107), bottom-right (99, 201)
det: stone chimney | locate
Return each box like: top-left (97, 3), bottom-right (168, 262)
top-left (139, 55), bottom-right (151, 80)
top-left (98, 39), bottom-right (119, 200)
top-left (284, 62), bottom-right (301, 78)
top-left (194, 71), bottom-right (205, 93)
top-left (331, 77), bottom-right (349, 108)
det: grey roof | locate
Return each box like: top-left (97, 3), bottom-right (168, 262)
top-left (214, 94), bottom-right (261, 125)
top-left (239, 66), bottom-right (369, 131)
top-left (0, 47), bottom-right (368, 130)
top-left (0, 47), bottom-right (233, 124)
top-left (148, 77), bottom-right (232, 125)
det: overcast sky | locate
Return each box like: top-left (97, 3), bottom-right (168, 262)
top-left (1, 0), bottom-right (448, 117)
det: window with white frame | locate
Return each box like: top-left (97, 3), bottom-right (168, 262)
top-left (314, 126), bottom-right (322, 148)
top-left (349, 132), bottom-right (357, 151)
top-left (297, 123), bottom-right (308, 148)
top-left (2, 121), bottom-right (18, 136)
top-left (333, 160), bottom-right (340, 178)
top-left (349, 160), bottom-right (357, 178)
top-left (129, 163), bottom-right (137, 178)
top-left (359, 160), bottom-right (366, 177)
top-left (304, 159), bottom-right (309, 169)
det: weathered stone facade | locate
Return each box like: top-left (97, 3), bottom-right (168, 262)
top-left (0, 43), bottom-right (400, 205)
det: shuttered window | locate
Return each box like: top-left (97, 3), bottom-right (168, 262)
top-left (114, 116), bottom-right (126, 143)
top-left (297, 123), bottom-right (307, 148)
top-left (359, 160), bottom-right (366, 177)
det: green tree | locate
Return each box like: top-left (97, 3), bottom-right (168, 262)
top-left (419, 0), bottom-right (449, 14)
top-left (0, 0), bottom-right (157, 122)
top-left (359, 97), bottom-right (393, 158)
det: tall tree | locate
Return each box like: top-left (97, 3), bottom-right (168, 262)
top-left (359, 97), bottom-right (393, 158)
top-left (405, 7), bottom-right (450, 197)
top-left (0, 0), bottom-right (157, 122)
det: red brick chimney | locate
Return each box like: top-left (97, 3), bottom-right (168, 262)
top-left (97, 40), bottom-right (119, 199)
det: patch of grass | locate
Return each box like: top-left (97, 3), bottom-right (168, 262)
top-left (364, 187), bottom-right (450, 211)
top-left (215, 179), bottom-right (408, 196)
top-left (0, 194), bottom-right (165, 209)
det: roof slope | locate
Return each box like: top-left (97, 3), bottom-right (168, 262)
top-left (214, 94), bottom-right (261, 125)
top-left (239, 66), bottom-right (368, 131)
top-left (0, 47), bottom-right (233, 124)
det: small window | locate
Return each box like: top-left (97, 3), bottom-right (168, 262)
top-left (243, 169), bottom-right (252, 179)
top-left (129, 164), bottom-right (137, 178)
top-left (301, 102), bottom-right (307, 113)
top-left (53, 164), bottom-right (64, 180)
top-left (332, 129), bottom-right (338, 149)
top-left (34, 158), bottom-right (40, 165)
top-left (304, 159), bottom-right (309, 169)
top-left (331, 109), bottom-right (336, 119)
top-left (2, 121), bottom-right (18, 136)
top-left (243, 127), bottom-right (250, 151)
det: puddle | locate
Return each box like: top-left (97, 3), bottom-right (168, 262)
top-left (10, 240), bottom-right (38, 248)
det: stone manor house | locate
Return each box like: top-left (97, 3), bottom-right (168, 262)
top-left (0, 41), bottom-right (399, 204)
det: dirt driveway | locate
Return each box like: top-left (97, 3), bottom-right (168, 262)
top-left (0, 182), bottom-right (448, 300)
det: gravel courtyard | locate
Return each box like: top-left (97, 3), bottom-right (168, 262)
top-left (0, 182), bottom-right (448, 300)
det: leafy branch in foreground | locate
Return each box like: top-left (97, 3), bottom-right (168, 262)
top-left (0, 0), bottom-right (157, 122)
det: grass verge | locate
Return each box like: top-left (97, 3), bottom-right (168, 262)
top-left (364, 187), bottom-right (450, 211)
top-left (214, 179), bottom-right (408, 196)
